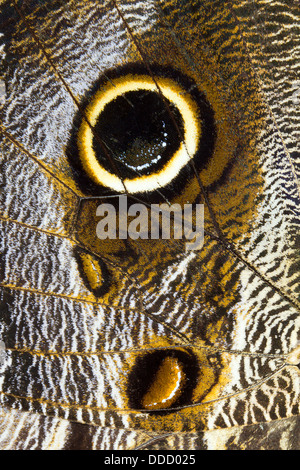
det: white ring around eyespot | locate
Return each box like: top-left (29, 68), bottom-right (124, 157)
top-left (78, 75), bottom-right (201, 193)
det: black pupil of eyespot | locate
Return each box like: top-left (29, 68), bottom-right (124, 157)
top-left (92, 90), bottom-right (184, 179)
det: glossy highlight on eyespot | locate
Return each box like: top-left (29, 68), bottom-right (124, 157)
top-left (77, 73), bottom-right (201, 193)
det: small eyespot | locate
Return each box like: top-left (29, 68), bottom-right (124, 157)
top-left (127, 349), bottom-right (200, 413)
top-left (75, 248), bottom-right (112, 297)
top-left (141, 356), bottom-right (186, 410)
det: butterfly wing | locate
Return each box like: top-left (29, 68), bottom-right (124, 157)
top-left (0, 0), bottom-right (299, 449)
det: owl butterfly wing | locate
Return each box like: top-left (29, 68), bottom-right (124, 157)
top-left (0, 0), bottom-right (299, 450)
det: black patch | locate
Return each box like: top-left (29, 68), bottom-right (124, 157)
top-left (63, 422), bottom-right (94, 450)
top-left (0, 289), bottom-right (14, 327)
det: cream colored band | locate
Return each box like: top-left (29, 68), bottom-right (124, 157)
top-left (78, 74), bottom-right (201, 193)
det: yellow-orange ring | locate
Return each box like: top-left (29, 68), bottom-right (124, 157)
top-left (77, 74), bottom-right (201, 194)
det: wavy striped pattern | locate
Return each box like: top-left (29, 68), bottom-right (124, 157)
top-left (0, 0), bottom-right (299, 450)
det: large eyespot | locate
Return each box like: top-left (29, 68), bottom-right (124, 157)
top-left (77, 73), bottom-right (201, 194)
